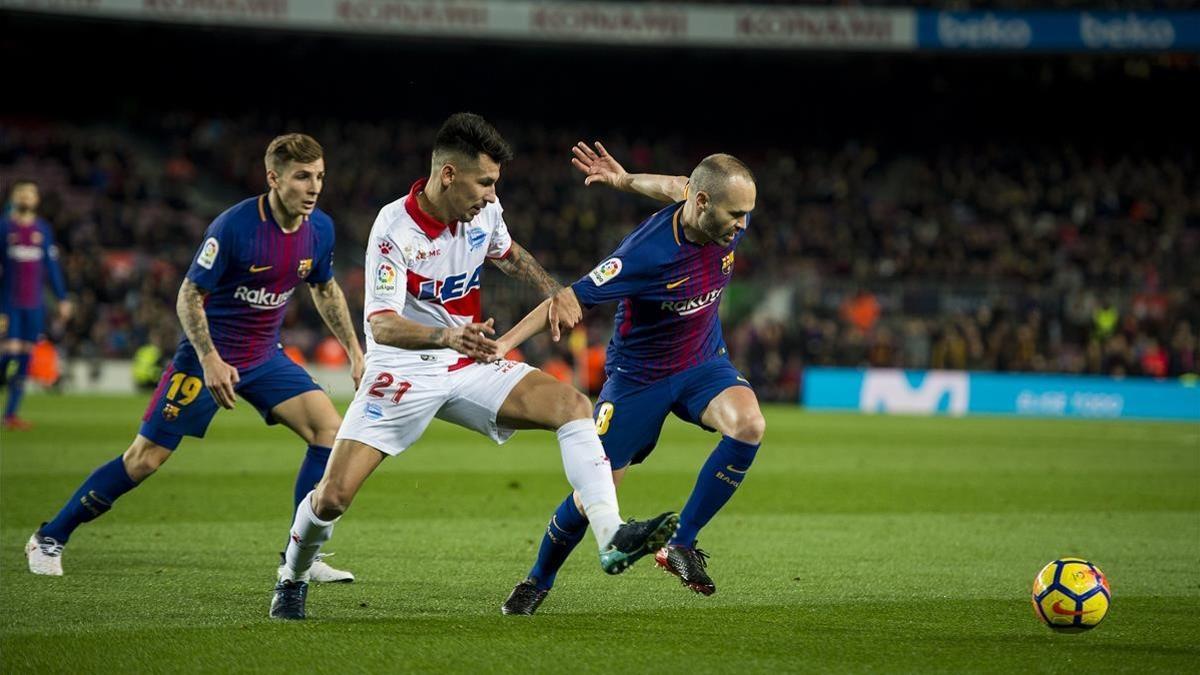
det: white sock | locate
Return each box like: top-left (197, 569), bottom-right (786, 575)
top-left (556, 418), bottom-right (622, 550)
top-left (282, 490), bottom-right (338, 581)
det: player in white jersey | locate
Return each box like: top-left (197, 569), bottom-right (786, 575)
top-left (271, 113), bottom-right (678, 619)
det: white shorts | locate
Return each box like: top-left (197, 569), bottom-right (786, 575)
top-left (336, 358), bottom-right (537, 456)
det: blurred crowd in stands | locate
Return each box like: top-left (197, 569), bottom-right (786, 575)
top-left (2, 112), bottom-right (1196, 401)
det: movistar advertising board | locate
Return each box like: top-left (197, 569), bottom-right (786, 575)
top-left (803, 368), bottom-right (1200, 421)
top-left (917, 11), bottom-right (1200, 51)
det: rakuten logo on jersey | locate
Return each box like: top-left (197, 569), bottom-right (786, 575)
top-left (415, 265), bottom-right (482, 304)
top-left (661, 289), bottom-right (723, 316)
top-left (937, 13), bottom-right (1031, 48)
top-left (7, 244), bottom-right (43, 262)
top-left (1081, 13), bottom-right (1175, 49)
top-left (233, 286), bottom-right (295, 309)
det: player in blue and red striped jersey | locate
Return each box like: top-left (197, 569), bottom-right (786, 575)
top-left (25, 134), bottom-right (366, 584)
top-left (0, 180), bottom-right (73, 430)
top-left (497, 144), bottom-right (765, 614)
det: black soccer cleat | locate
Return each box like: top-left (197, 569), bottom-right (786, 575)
top-left (501, 579), bottom-right (550, 616)
top-left (270, 579), bottom-right (309, 620)
top-left (655, 543), bottom-right (716, 596)
top-left (599, 512), bottom-right (679, 575)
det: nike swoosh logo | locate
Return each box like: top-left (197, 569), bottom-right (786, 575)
top-left (1051, 600), bottom-right (1097, 616)
top-left (666, 276), bottom-right (690, 289)
top-left (249, 265), bottom-right (273, 273)
top-left (736, 376), bottom-right (750, 384)
top-left (725, 465), bottom-right (748, 474)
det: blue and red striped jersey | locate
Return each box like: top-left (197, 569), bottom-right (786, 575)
top-left (1, 217), bottom-right (67, 310)
top-left (184, 194), bottom-right (334, 370)
top-left (572, 202), bottom-right (746, 386)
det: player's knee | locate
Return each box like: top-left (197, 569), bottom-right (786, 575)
top-left (312, 423), bottom-right (339, 449)
top-left (560, 389), bottom-right (594, 426)
top-left (729, 410), bottom-right (766, 445)
top-left (122, 438), bottom-right (171, 481)
top-left (313, 480), bottom-right (353, 519)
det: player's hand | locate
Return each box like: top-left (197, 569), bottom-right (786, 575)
top-left (444, 318), bottom-right (499, 363)
top-left (349, 354), bottom-right (365, 390)
top-left (547, 287), bottom-right (582, 342)
top-left (200, 351), bottom-right (240, 409)
top-left (572, 141), bottom-right (627, 189)
top-left (58, 300), bottom-right (75, 322)
top-left (491, 334), bottom-right (513, 363)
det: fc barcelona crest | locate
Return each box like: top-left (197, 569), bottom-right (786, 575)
top-left (721, 251), bottom-right (734, 275)
top-left (162, 403), bottom-right (181, 422)
top-left (297, 258), bottom-right (313, 279)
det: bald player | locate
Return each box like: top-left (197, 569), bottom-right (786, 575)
top-left (499, 145), bottom-right (765, 614)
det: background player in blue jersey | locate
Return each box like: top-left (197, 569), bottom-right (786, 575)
top-left (496, 143), bottom-right (765, 614)
top-left (0, 180), bottom-right (73, 430)
top-left (25, 135), bottom-right (366, 584)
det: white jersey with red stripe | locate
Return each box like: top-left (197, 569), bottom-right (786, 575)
top-left (363, 179), bottom-right (512, 373)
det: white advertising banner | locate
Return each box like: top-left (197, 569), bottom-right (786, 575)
top-left (0, 0), bottom-right (918, 50)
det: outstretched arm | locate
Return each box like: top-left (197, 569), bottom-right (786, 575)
top-left (309, 278), bottom-right (366, 389)
top-left (494, 287), bottom-right (582, 356)
top-left (572, 141), bottom-right (688, 204)
top-left (490, 241), bottom-right (581, 341)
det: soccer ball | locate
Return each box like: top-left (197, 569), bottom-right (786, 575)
top-left (1031, 558), bottom-right (1111, 632)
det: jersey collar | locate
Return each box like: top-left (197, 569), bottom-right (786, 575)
top-left (671, 203), bottom-right (694, 247)
top-left (258, 194), bottom-right (308, 233)
top-left (406, 178), bottom-right (457, 239)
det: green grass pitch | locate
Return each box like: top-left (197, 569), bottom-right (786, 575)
top-left (2, 394), bottom-right (1198, 673)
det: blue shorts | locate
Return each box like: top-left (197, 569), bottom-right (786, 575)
top-left (139, 346), bottom-right (322, 450)
top-left (1, 307), bottom-right (45, 342)
top-left (593, 358), bottom-right (751, 469)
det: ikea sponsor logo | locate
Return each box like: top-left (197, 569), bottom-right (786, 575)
top-left (661, 288), bottom-right (722, 316)
top-left (417, 265), bottom-right (482, 304)
top-left (233, 286), bottom-right (295, 309)
top-left (937, 13), bottom-right (1031, 48)
top-left (1081, 13), bottom-right (1175, 49)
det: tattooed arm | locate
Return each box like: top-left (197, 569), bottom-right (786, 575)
top-left (490, 241), bottom-right (581, 341)
top-left (309, 279), bottom-right (366, 389)
top-left (368, 312), bottom-right (498, 362)
top-left (176, 278), bottom-right (240, 409)
top-left (490, 241), bottom-right (562, 297)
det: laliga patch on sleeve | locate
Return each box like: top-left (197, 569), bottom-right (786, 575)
top-left (197, 237), bottom-right (219, 270)
top-left (375, 262), bottom-right (398, 296)
top-left (588, 257), bottom-right (623, 286)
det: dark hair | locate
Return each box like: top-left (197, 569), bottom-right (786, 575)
top-left (5, 179), bottom-right (37, 203)
top-left (433, 113), bottom-right (513, 165)
top-left (265, 133), bottom-right (324, 171)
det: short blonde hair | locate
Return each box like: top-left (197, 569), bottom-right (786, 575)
top-left (265, 133), bottom-right (323, 172)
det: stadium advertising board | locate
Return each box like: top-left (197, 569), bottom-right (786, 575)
top-left (4, 1), bottom-right (1197, 51)
top-left (917, 11), bottom-right (1200, 51)
top-left (0, 0), bottom-right (914, 49)
top-left (804, 367), bottom-right (1200, 421)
